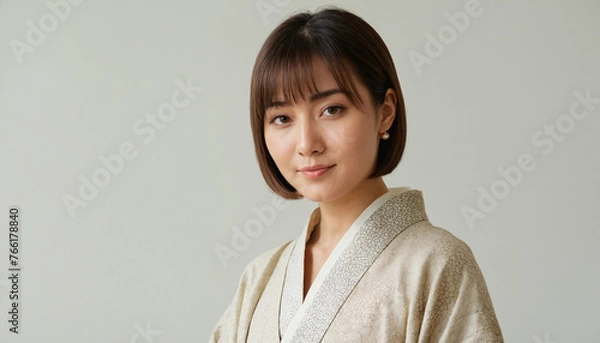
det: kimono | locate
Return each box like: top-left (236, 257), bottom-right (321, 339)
top-left (209, 187), bottom-right (503, 342)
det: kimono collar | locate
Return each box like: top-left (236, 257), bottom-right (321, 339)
top-left (303, 187), bottom-right (412, 244)
top-left (279, 187), bottom-right (428, 342)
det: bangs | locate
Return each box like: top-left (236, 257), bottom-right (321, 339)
top-left (250, 8), bottom-right (407, 200)
top-left (255, 40), bottom-right (364, 120)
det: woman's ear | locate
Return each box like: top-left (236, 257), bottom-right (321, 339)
top-left (378, 88), bottom-right (397, 133)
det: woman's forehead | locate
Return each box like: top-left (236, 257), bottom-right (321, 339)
top-left (269, 59), bottom-right (360, 102)
top-left (272, 58), bottom-right (333, 95)
top-left (271, 80), bottom-right (341, 103)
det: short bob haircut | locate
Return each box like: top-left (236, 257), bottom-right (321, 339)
top-left (250, 7), bottom-right (406, 200)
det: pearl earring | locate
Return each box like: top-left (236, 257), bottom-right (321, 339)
top-left (381, 132), bottom-right (390, 140)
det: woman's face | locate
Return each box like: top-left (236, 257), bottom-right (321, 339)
top-left (263, 57), bottom-right (394, 203)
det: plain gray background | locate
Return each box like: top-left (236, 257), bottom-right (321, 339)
top-left (1, 0), bottom-right (599, 342)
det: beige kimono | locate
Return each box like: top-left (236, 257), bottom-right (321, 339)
top-left (209, 188), bottom-right (503, 342)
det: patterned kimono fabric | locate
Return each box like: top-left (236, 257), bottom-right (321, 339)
top-left (210, 187), bottom-right (504, 343)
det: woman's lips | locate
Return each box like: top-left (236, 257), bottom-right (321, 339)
top-left (298, 165), bottom-right (334, 179)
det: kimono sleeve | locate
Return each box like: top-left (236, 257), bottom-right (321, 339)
top-left (418, 235), bottom-right (504, 343)
top-left (208, 241), bottom-right (294, 343)
top-left (208, 262), bottom-right (254, 343)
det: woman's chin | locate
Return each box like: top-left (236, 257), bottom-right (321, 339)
top-left (296, 187), bottom-right (339, 204)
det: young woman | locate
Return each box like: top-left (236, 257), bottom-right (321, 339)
top-left (210, 7), bottom-right (503, 343)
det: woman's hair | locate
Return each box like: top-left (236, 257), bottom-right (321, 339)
top-left (250, 6), bottom-right (407, 199)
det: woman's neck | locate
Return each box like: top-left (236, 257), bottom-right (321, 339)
top-left (310, 177), bottom-right (388, 250)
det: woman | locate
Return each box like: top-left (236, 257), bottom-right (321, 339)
top-left (210, 7), bottom-right (503, 343)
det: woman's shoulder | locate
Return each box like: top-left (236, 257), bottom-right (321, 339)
top-left (387, 224), bottom-right (503, 341)
top-left (392, 220), bottom-right (480, 269)
top-left (237, 239), bottom-right (296, 283)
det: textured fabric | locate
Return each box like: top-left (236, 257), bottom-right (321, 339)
top-left (280, 188), bottom-right (425, 342)
top-left (209, 188), bottom-right (504, 343)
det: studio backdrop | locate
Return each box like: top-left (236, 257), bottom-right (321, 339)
top-left (1, 0), bottom-right (598, 342)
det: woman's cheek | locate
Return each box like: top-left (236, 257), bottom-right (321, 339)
top-left (267, 134), bottom-right (293, 168)
top-left (328, 124), bottom-right (356, 149)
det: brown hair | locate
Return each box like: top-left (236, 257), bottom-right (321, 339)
top-left (250, 7), bottom-right (407, 199)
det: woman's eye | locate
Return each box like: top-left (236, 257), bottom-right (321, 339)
top-left (323, 106), bottom-right (344, 116)
top-left (271, 115), bottom-right (290, 125)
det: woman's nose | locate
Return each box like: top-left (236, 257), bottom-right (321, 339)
top-left (296, 117), bottom-right (324, 156)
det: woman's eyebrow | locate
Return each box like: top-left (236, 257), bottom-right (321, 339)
top-left (266, 88), bottom-right (347, 110)
top-left (309, 88), bottom-right (347, 102)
